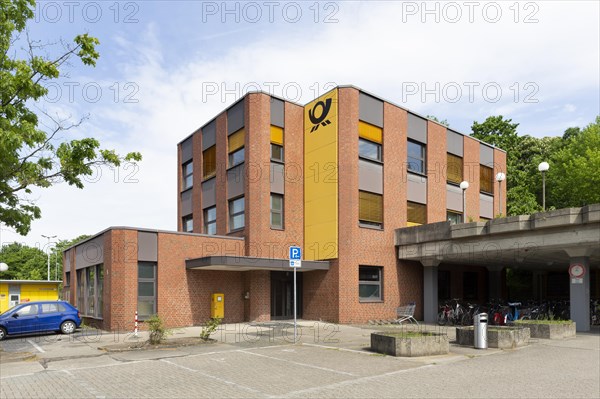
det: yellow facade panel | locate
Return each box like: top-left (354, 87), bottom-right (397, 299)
top-left (304, 89), bottom-right (339, 261)
top-left (270, 125), bottom-right (284, 145)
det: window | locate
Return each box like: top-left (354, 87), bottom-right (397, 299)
top-left (202, 146), bottom-right (216, 179)
top-left (359, 266), bottom-right (382, 302)
top-left (270, 194), bottom-right (284, 229)
top-left (41, 303), bottom-right (59, 313)
top-left (407, 140), bottom-right (426, 174)
top-left (407, 201), bottom-right (427, 226)
top-left (77, 264), bottom-right (104, 318)
top-left (229, 197), bottom-right (245, 231)
top-left (228, 128), bottom-right (245, 167)
top-left (182, 215), bottom-right (193, 233)
top-left (182, 161), bottom-right (193, 190)
top-left (16, 304), bottom-right (39, 317)
top-left (359, 121), bottom-right (382, 162)
top-left (480, 165), bottom-right (493, 194)
top-left (138, 262), bottom-right (156, 320)
top-left (204, 206), bottom-right (217, 235)
top-left (447, 210), bottom-right (463, 225)
top-left (359, 191), bottom-right (383, 228)
top-left (447, 153), bottom-right (463, 184)
top-left (271, 125), bottom-right (284, 162)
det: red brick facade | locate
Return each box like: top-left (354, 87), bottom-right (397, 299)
top-left (64, 86), bottom-right (507, 330)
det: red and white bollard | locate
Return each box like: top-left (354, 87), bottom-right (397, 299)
top-left (134, 311), bottom-right (139, 337)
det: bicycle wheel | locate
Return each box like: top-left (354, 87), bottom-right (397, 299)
top-left (437, 311), bottom-right (447, 326)
top-left (461, 312), bottom-right (472, 326)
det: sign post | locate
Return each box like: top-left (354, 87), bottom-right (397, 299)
top-left (289, 246), bottom-right (302, 343)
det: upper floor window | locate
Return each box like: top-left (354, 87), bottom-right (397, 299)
top-left (271, 126), bottom-right (284, 162)
top-left (446, 153), bottom-right (463, 185)
top-left (480, 165), bottom-right (494, 194)
top-left (229, 128), bottom-right (245, 167)
top-left (229, 196), bottom-right (245, 231)
top-left (182, 161), bottom-right (193, 190)
top-left (270, 194), bottom-right (284, 229)
top-left (359, 121), bottom-right (382, 162)
top-left (359, 190), bottom-right (383, 228)
top-left (447, 210), bottom-right (463, 225)
top-left (203, 146), bottom-right (216, 179)
top-left (182, 215), bottom-right (193, 233)
top-left (204, 206), bottom-right (216, 235)
top-left (407, 140), bottom-right (426, 174)
top-left (407, 201), bottom-right (427, 226)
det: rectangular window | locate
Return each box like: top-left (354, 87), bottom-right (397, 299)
top-left (77, 269), bottom-right (84, 313)
top-left (359, 191), bottom-right (383, 228)
top-left (228, 128), bottom-right (245, 167)
top-left (271, 126), bottom-right (284, 162)
top-left (407, 201), bottom-right (427, 225)
top-left (447, 153), bottom-right (463, 184)
top-left (359, 121), bottom-right (383, 162)
top-left (359, 266), bottom-right (383, 302)
top-left (407, 140), bottom-right (426, 174)
top-left (204, 206), bottom-right (217, 235)
top-left (97, 265), bottom-right (103, 318)
top-left (182, 161), bottom-right (193, 190)
top-left (138, 262), bottom-right (156, 320)
top-left (182, 215), bottom-right (193, 233)
top-left (229, 197), bottom-right (245, 231)
top-left (480, 165), bottom-right (493, 194)
top-left (202, 146), bottom-right (216, 179)
top-left (447, 210), bottom-right (463, 225)
top-left (77, 264), bottom-right (103, 318)
top-left (87, 267), bottom-right (95, 316)
top-left (270, 194), bottom-right (284, 229)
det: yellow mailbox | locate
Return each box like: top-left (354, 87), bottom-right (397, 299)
top-left (211, 293), bottom-right (224, 319)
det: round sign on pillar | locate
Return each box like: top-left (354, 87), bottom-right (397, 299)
top-left (569, 263), bottom-right (585, 284)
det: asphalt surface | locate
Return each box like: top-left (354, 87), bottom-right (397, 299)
top-left (0, 322), bottom-right (598, 398)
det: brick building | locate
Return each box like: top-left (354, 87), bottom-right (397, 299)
top-left (63, 86), bottom-right (506, 330)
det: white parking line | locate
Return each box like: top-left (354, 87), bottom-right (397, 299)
top-left (27, 340), bottom-right (45, 353)
top-left (239, 349), bottom-right (356, 376)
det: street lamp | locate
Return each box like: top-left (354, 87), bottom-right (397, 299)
top-left (41, 235), bottom-right (57, 281)
top-left (496, 172), bottom-right (506, 216)
top-left (0, 263), bottom-right (8, 272)
top-left (538, 162), bottom-right (549, 211)
top-left (460, 180), bottom-right (469, 223)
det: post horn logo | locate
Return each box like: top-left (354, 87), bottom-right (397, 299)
top-left (308, 98), bottom-right (332, 133)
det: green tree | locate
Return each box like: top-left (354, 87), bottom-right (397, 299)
top-left (426, 115), bottom-right (449, 127)
top-left (0, 242), bottom-right (46, 280)
top-left (0, 0), bottom-right (141, 236)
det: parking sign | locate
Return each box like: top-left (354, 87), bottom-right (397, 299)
top-left (289, 246), bottom-right (302, 268)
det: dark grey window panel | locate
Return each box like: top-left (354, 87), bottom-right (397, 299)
top-left (358, 159), bottom-right (383, 194)
top-left (480, 193), bottom-right (494, 218)
top-left (64, 249), bottom-right (71, 272)
top-left (202, 177), bottom-right (216, 209)
top-left (227, 163), bottom-right (245, 199)
top-left (202, 120), bottom-right (216, 150)
top-left (447, 130), bottom-right (464, 157)
top-left (75, 235), bottom-right (104, 270)
top-left (359, 92), bottom-right (383, 127)
top-left (407, 173), bottom-right (427, 204)
top-left (181, 136), bottom-right (193, 163)
top-left (181, 189), bottom-right (193, 216)
top-left (270, 98), bottom-right (285, 128)
top-left (270, 163), bottom-right (285, 194)
top-left (407, 113), bottom-right (427, 143)
top-left (480, 143), bottom-right (494, 166)
top-left (138, 231), bottom-right (157, 262)
top-left (446, 184), bottom-right (463, 212)
top-left (227, 99), bottom-right (245, 135)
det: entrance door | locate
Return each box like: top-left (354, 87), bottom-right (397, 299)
top-left (271, 271), bottom-right (302, 320)
top-left (9, 294), bottom-right (20, 308)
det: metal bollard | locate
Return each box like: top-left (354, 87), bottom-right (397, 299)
top-left (474, 313), bottom-right (488, 349)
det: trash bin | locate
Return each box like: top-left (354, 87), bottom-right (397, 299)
top-left (474, 313), bottom-right (488, 349)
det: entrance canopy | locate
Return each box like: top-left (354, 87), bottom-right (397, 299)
top-left (186, 256), bottom-right (330, 272)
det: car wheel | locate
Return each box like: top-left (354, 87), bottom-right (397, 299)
top-left (60, 321), bottom-right (76, 334)
top-left (0, 327), bottom-right (6, 341)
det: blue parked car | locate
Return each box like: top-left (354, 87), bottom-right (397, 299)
top-left (0, 301), bottom-right (81, 340)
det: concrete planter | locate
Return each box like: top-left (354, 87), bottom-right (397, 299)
top-left (370, 332), bottom-right (449, 357)
top-left (514, 321), bottom-right (576, 339)
top-left (456, 326), bottom-right (530, 349)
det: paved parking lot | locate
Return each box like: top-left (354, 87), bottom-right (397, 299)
top-left (1, 322), bottom-right (599, 398)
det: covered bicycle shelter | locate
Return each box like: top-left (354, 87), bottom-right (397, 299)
top-left (396, 205), bottom-right (600, 331)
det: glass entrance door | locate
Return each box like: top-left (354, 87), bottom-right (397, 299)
top-left (271, 271), bottom-right (302, 320)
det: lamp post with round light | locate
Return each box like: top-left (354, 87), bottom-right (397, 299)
top-left (460, 181), bottom-right (469, 223)
top-left (538, 162), bottom-right (549, 211)
top-left (496, 172), bottom-right (506, 217)
top-left (41, 234), bottom-right (57, 281)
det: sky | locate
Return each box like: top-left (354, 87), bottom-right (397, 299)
top-left (2, 0), bottom-right (599, 250)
